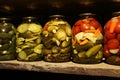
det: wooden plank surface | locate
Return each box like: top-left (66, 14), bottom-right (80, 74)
top-left (0, 60), bottom-right (120, 78)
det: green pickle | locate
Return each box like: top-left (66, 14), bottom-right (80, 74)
top-left (42, 15), bottom-right (72, 62)
top-left (16, 16), bottom-right (43, 61)
top-left (0, 18), bottom-right (16, 60)
top-left (72, 13), bottom-right (103, 64)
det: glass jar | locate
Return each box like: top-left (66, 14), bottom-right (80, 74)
top-left (104, 12), bottom-right (120, 65)
top-left (42, 15), bottom-right (72, 62)
top-left (0, 17), bottom-right (16, 60)
top-left (72, 13), bottom-right (103, 64)
top-left (16, 16), bottom-right (43, 61)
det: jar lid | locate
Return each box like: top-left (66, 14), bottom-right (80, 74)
top-left (23, 16), bottom-right (37, 19)
top-left (79, 13), bottom-right (96, 18)
top-left (112, 11), bottom-right (120, 17)
top-left (49, 15), bottom-right (64, 18)
top-left (0, 17), bottom-right (11, 21)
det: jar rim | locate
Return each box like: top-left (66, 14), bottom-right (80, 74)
top-left (0, 17), bottom-right (11, 21)
top-left (79, 13), bottom-right (96, 16)
top-left (23, 16), bottom-right (37, 19)
top-left (49, 15), bottom-right (64, 18)
top-left (112, 11), bottom-right (120, 16)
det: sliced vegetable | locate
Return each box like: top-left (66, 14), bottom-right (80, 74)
top-left (109, 49), bottom-right (119, 54)
top-left (65, 24), bottom-right (72, 36)
top-left (26, 53), bottom-right (39, 61)
top-left (48, 25), bottom-right (56, 32)
top-left (55, 29), bottom-right (67, 41)
top-left (18, 51), bottom-right (27, 60)
top-left (52, 46), bottom-right (60, 53)
top-left (34, 44), bottom-right (43, 54)
top-left (17, 23), bottom-right (29, 33)
top-left (61, 40), bottom-right (71, 48)
top-left (94, 28), bottom-right (101, 37)
top-left (28, 23), bottom-right (42, 33)
top-left (109, 17), bottom-right (118, 33)
top-left (79, 39), bottom-right (89, 45)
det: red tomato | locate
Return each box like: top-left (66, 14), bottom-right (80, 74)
top-left (74, 20), bottom-right (83, 26)
top-left (103, 35), bottom-right (107, 44)
top-left (117, 33), bottom-right (120, 41)
top-left (118, 46), bottom-right (120, 54)
top-left (80, 24), bottom-right (90, 32)
top-left (104, 20), bottom-right (111, 31)
top-left (105, 30), bottom-right (116, 40)
top-left (43, 25), bottom-right (48, 31)
top-left (72, 25), bottom-right (81, 36)
top-left (104, 45), bottom-right (111, 57)
top-left (114, 21), bottom-right (120, 33)
top-left (107, 39), bottom-right (119, 49)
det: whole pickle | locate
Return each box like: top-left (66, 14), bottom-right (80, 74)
top-left (95, 50), bottom-right (103, 59)
top-left (85, 44), bottom-right (102, 58)
top-left (75, 41), bottom-right (94, 52)
top-left (0, 33), bottom-right (12, 39)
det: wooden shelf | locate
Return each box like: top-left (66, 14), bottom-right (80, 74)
top-left (0, 60), bottom-right (120, 78)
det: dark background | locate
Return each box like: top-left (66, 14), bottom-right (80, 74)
top-left (0, 0), bottom-right (120, 79)
top-left (0, 0), bottom-right (120, 27)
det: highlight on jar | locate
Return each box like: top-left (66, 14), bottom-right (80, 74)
top-left (104, 11), bottom-right (120, 65)
top-left (72, 13), bottom-right (104, 64)
top-left (42, 15), bottom-right (72, 62)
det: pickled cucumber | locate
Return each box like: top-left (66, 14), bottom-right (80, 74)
top-left (28, 23), bottom-right (42, 33)
top-left (75, 41), bottom-right (94, 52)
top-left (60, 46), bottom-right (71, 53)
top-left (52, 46), bottom-right (60, 53)
top-left (34, 44), bottom-right (43, 54)
top-left (48, 25), bottom-right (56, 32)
top-left (0, 33), bottom-right (12, 39)
top-left (0, 44), bottom-right (10, 51)
top-left (85, 44), bottom-right (102, 58)
top-left (95, 50), bottom-right (103, 59)
top-left (78, 51), bottom-right (86, 58)
top-left (0, 54), bottom-right (15, 61)
top-left (17, 23), bottom-right (29, 33)
top-left (26, 53), bottom-right (39, 61)
top-left (61, 40), bottom-right (71, 48)
top-left (55, 29), bottom-right (67, 41)
top-left (65, 24), bottom-right (72, 36)
top-left (18, 51), bottom-right (27, 60)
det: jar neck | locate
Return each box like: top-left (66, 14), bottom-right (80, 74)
top-left (0, 18), bottom-right (11, 23)
top-left (22, 16), bottom-right (39, 23)
top-left (49, 15), bottom-right (65, 21)
top-left (112, 12), bottom-right (120, 17)
top-left (79, 13), bottom-right (96, 19)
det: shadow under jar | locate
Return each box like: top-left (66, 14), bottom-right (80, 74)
top-left (104, 12), bottom-right (120, 65)
top-left (0, 17), bottom-right (16, 60)
top-left (72, 13), bottom-right (104, 64)
top-left (42, 15), bottom-right (72, 62)
top-left (16, 16), bottom-right (43, 61)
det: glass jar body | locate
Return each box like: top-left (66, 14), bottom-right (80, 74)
top-left (72, 13), bottom-right (103, 64)
top-left (16, 17), bottom-right (43, 61)
top-left (104, 12), bottom-right (120, 65)
top-left (42, 15), bottom-right (72, 62)
top-left (0, 18), bottom-right (16, 60)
